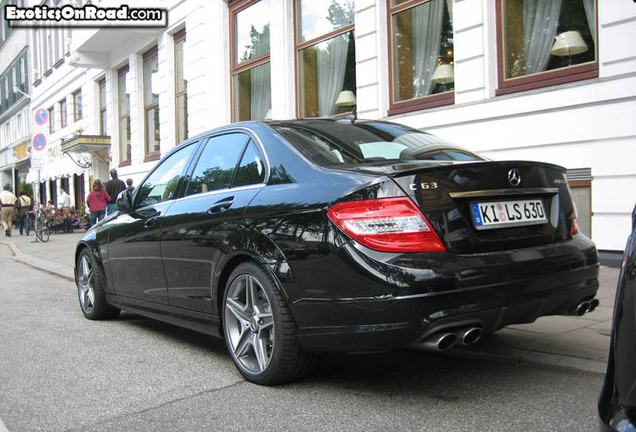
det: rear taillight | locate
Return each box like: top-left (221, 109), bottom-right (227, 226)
top-left (327, 197), bottom-right (446, 252)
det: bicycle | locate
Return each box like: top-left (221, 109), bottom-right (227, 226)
top-left (33, 206), bottom-right (50, 243)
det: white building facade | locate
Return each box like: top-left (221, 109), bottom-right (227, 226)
top-left (20, 0), bottom-right (635, 251)
top-left (0, 0), bottom-right (31, 194)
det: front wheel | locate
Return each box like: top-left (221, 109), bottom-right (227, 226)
top-left (76, 248), bottom-right (120, 320)
top-left (222, 262), bottom-right (312, 385)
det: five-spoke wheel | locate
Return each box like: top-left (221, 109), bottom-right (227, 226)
top-left (223, 262), bottom-right (312, 385)
top-left (75, 249), bottom-right (120, 320)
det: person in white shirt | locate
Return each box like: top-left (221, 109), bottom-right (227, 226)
top-left (59, 187), bottom-right (72, 208)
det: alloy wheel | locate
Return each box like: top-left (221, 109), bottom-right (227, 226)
top-left (77, 254), bottom-right (95, 313)
top-left (224, 274), bottom-right (275, 375)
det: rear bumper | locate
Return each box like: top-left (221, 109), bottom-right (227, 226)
top-left (288, 234), bottom-right (599, 352)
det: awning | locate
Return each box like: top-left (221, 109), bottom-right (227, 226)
top-left (25, 153), bottom-right (88, 183)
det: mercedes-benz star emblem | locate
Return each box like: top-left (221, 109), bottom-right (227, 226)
top-left (508, 168), bottom-right (522, 187)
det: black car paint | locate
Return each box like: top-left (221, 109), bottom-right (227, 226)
top-left (75, 119), bottom-right (599, 353)
top-left (599, 205), bottom-right (636, 432)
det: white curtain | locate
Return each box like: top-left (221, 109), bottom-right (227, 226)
top-left (522, 0), bottom-right (562, 75)
top-left (250, 62), bottom-right (271, 120)
top-left (582, 0), bottom-right (596, 43)
top-left (411, 0), bottom-right (445, 97)
top-left (317, 33), bottom-right (350, 117)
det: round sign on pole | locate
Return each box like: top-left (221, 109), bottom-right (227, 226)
top-left (33, 133), bottom-right (47, 151)
top-left (34, 109), bottom-right (48, 126)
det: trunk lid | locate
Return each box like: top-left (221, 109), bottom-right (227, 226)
top-left (374, 160), bottom-right (575, 254)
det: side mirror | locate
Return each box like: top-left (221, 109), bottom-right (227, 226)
top-left (116, 189), bottom-right (133, 213)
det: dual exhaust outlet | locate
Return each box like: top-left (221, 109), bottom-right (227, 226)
top-left (420, 326), bottom-right (483, 352)
top-left (573, 298), bottom-right (600, 316)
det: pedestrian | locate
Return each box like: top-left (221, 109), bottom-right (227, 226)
top-left (0, 184), bottom-right (18, 236)
top-left (58, 186), bottom-right (71, 208)
top-left (17, 191), bottom-right (32, 236)
top-left (105, 169), bottom-right (126, 215)
top-left (86, 179), bottom-right (111, 227)
top-left (126, 178), bottom-right (134, 191)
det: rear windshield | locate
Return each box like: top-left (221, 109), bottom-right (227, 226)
top-left (271, 120), bottom-right (484, 167)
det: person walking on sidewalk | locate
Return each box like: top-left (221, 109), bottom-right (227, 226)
top-left (86, 179), bottom-right (111, 227)
top-left (0, 184), bottom-right (17, 236)
top-left (105, 169), bottom-right (126, 215)
top-left (17, 191), bottom-right (32, 236)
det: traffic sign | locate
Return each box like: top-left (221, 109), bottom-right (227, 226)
top-left (31, 158), bottom-right (44, 169)
top-left (34, 108), bottom-right (48, 126)
top-left (33, 134), bottom-right (47, 151)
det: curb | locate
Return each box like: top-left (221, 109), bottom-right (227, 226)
top-left (0, 240), bottom-right (75, 282)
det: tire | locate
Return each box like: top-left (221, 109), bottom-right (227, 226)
top-left (35, 220), bottom-right (50, 242)
top-left (222, 262), bottom-right (313, 385)
top-left (76, 248), bottom-right (120, 320)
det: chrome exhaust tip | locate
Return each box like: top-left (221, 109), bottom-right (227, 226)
top-left (420, 332), bottom-right (458, 351)
top-left (588, 298), bottom-right (600, 313)
top-left (459, 327), bottom-right (483, 346)
top-left (575, 301), bottom-right (590, 316)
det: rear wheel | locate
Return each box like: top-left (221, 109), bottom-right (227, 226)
top-left (222, 262), bottom-right (312, 385)
top-left (76, 249), bottom-right (120, 320)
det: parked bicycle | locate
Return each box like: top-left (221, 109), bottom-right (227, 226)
top-left (33, 205), bottom-right (50, 243)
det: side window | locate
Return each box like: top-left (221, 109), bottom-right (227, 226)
top-left (135, 143), bottom-right (197, 208)
top-left (233, 140), bottom-right (266, 187)
top-left (186, 133), bottom-right (249, 196)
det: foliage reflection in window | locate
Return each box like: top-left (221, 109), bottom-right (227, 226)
top-left (187, 133), bottom-right (249, 195)
top-left (231, 0), bottom-right (271, 121)
top-left (390, 0), bottom-right (454, 109)
top-left (499, 0), bottom-right (597, 90)
top-left (297, 0), bottom-right (356, 118)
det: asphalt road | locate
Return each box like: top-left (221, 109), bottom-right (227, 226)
top-left (0, 244), bottom-right (604, 432)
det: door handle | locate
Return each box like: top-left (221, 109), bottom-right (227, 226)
top-left (144, 212), bottom-right (162, 228)
top-left (208, 197), bottom-right (234, 214)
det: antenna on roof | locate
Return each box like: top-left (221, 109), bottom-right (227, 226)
top-left (346, 106), bottom-right (357, 125)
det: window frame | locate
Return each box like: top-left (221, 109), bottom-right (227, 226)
top-left (174, 29), bottom-right (188, 143)
top-left (98, 78), bottom-right (107, 135)
top-left (73, 89), bottom-right (82, 122)
top-left (48, 106), bottom-right (55, 133)
top-left (386, 0), bottom-right (455, 116)
top-left (495, 0), bottom-right (599, 96)
top-left (118, 65), bottom-right (131, 166)
top-left (143, 46), bottom-right (161, 162)
top-left (294, 0), bottom-right (356, 119)
top-left (229, 0), bottom-right (272, 122)
top-left (59, 98), bottom-right (67, 128)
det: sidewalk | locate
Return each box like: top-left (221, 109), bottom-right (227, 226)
top-left (0, 227), bottom-right (618, 376)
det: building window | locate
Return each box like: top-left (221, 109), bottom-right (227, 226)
top-left (496, 0), bottom-right (598, 95)
top-left (118, 65), bottom-right (131, 165)
top-left (48, 106), bottom-right (55, 133)
top-left (59, 98), bottom-right (67, 128)
top-left (0, 49), bottom-right (29, 116)
top-left (296, 0), bottom-right (356, 118)
top-left (174, 29), bottom-right (188, 143)
top-left (98, 79), bottom-right (107, 135)
top-left (388, 0), bottom-right (454, 115)
top-left (143, 46), bottom-right (160, 160)
top-left (73, 89), bottom-right (82, 122)
top-left (230, 0), bottom-right (271, 121)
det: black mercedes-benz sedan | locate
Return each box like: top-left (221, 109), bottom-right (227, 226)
top-left (599, 205), bottom-right (636, 432)
top-left (74, 119), bottom-right (599, 385)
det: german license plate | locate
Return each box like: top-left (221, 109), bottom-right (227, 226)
top-left (471, 199), bottom-right (547, 230)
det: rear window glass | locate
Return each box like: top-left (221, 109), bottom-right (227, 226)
top-left (271, 121), bottom-right (484, 166)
